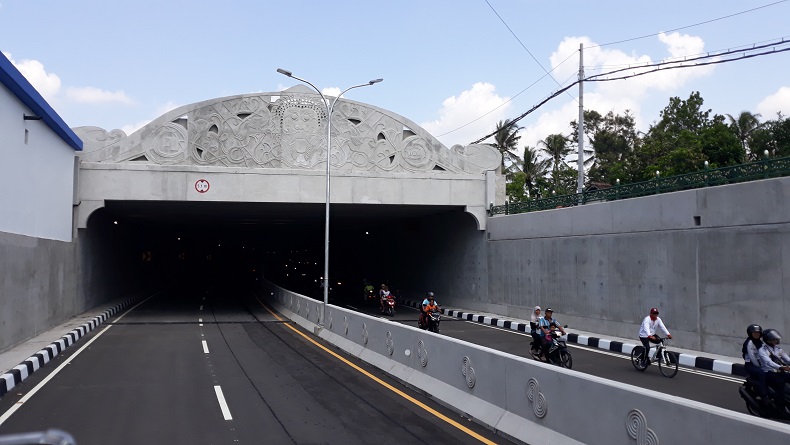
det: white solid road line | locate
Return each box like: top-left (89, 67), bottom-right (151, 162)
top-left (214, 386), bottom-right (233, 420)
top-left (202, 340), bottom-right (209, 354)
top-left (0, 296), bottom-right (155, 426)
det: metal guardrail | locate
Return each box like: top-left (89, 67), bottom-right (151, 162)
top-left (0, 430), bottom-right (76, 445)
top-left (491, 156), bottom-right (790, 216)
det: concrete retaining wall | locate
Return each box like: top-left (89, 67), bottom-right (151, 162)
top-left (261, 284), bottom-right (790, 444)
top-left (0, 209), bottom-right (147, 353)
top-left (389, 178), bottom-right (789, 357)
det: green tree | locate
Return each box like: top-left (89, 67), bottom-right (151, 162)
top-left (538, 134), bottom-right (571, 175)
top-left (572, 110), bottom-right (639, 185)
top-left (505, 171), bottom-right (528, 202)
top-left (492, 119), bottom-right (523, 174)
top-left (633, 92), bottom-right (740, 180)
top-left (726, 111), bottom-right (762, 160)
top-left (521, 145), bottom-right (550, 197)
top-left (750, 112), bottom-right (790, 158)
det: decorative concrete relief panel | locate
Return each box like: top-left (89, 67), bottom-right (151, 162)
top-left (76, 88), bottom-right (500, 175)
top-left (461, 356), bottom-right (476, 388)
top-left (526, 378), bottom-right (547, 418)
top-left (626, 409), bottom-right (659, 445)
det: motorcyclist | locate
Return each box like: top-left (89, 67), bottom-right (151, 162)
top-left (538, 308), bottom-right (566, 359)
top-left (379, 284), bottom-right (391, 313)
top-left (638, 308), bottom-right (672, 365)
top-left (419, 292), bottom-right (439, 328)
top-left (757, 329), bottom-right (790, 417)
top-left (742, 324), bottom-right (768, 404)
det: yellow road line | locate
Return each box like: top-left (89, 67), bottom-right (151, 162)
top-left (256, 297), bottom-right (498, 445)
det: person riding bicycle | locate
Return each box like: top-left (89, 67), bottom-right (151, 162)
top-left (419, 292), bottom-right (439, 328)
top-left (379, 284), bottom-right (391, 313)
top-left (538, 308), bottom-right (566, 359)
top-left (638, 308), bottom-right (672, 364)
top-left (757, 329), bottom-right (790, 417)
top-left (742, 324), bottom-right (768, 404)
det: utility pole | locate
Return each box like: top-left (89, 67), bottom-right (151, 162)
top-left (577, 42), bottom-right (585, 195)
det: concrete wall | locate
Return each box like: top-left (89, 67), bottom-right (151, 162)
top-left (262, 283), bottom-right (790, 444)
top-left (0, 83), bottom-right (76, 242)
top-left (0, 210), bottom-right (147, 353)
top-left (478, 177), bottom-right (790, 356)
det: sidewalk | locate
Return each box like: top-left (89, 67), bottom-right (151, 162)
top-left (0, 296), bottom-right (142, 397)
top-left (398, 298), bottom-right (746, 377)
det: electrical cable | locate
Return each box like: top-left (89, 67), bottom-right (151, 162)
top-left (468, 40), bottom-right (789, 144)
top-left (587, 0), bottom-right (788, 49)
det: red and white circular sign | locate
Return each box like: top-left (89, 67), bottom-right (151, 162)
top-left (195, 179), bottom-right (210, 193)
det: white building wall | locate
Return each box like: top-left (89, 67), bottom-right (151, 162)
top-left (0, 83), bottom-right (75, 241)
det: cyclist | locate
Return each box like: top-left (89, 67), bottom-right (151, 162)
top-left (638, 308), bottom-right (672, 365)
top-left (757, 329), bottom-right (790, 417)
top-left (742, 324), bottom-right (768, 404)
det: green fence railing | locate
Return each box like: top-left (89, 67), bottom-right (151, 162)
top-left (490, 156), bottom-right (790, 216)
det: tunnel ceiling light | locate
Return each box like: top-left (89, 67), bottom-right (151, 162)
top-left (113, 221), bottom-right (118, 225)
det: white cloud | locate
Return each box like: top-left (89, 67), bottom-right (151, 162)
top-left (65, 86), bottom-right (133, 105)
top-left (2, 52), bottom-right (61, 102)
top-left (516, 32), bottom-right (716, 151)
top-left (322, 87), bottom-right (341, 98)
top-left (756, 86), bottom-right (790, 118)
top-left (419, 82), bottom-right (512, 148)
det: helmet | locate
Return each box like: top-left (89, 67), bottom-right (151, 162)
top-left (746, 324), bottom-right (763, 337)
top-left (763, 329), bottom-right (782, 343)
top-left (545, 307), bottom-right (553, 313)
top-left (650, 308), bottom-right (659, 315)
top-left (427, 292), bottom-right (434, 298)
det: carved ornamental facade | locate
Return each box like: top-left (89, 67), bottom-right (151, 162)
top-left (76, 86), bottom-right (501, 176)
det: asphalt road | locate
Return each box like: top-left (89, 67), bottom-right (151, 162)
top-left (349, 299), bottom-right (746, 414)
top-left (0, 288), bottom-right (513, 445)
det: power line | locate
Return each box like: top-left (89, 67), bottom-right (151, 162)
top-left (587, 0), bottom-right (788, 49)
top-left (483, 0), bottom-right (578, 104)
top-left (468, 39), bottom-right (789, 145)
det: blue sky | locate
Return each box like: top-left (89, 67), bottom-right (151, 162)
top-left (2, 0), bottom-right (788, 151)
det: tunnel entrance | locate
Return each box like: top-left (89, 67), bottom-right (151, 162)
top-left (85, 200), bottom-right (470, 306)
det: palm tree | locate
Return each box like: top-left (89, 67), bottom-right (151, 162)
top-left (538, 134), bottom-right (571, 173)
top-left (726, 111), bottom-right (762, 160)
top-left (492, 119), bottom-right (523, 174)
top-left (522, 146), bottom-right (550, 196)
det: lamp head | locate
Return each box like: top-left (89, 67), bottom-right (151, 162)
top-left (369, 78), bottom-right (384, 85)
top-left (276, 68), bottom-right (293, 77)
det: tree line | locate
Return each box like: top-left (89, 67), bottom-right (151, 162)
top-left (493, 91), bottom-right (790, 202)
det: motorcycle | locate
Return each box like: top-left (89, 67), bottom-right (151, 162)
top-left (383, 295), bottom-right (396, 316)
top-left (364, 288), bottom-right (376, 305)
top-left (529, 327), bottom-right (572, 369)
top-left (419, 310), bottom-right (441, 332)
top-left (739, 375), bottom-right (790, 420)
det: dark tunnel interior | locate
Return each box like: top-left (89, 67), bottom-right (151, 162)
top-left (84, 200), bottom-right (471, 306)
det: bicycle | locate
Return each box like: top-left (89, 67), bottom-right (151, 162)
top-left (630, 336), bottom-right (679, 378)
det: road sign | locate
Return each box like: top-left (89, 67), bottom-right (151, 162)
top-left (195, 179), bottom-right (210, 193)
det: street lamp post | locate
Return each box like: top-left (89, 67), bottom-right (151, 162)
top-left (276, 68), bottom-right (382, 326)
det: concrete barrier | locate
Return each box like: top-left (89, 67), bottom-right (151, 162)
top-left (261, 282), bottom-right (790, 444)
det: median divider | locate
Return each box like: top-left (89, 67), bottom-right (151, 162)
top-left (262, 284), bottom-right (790, 444)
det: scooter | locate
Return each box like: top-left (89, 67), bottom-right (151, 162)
top-left (419, 310), bottom-right (441, 332)
top-left (364, 288), bottom-right (376, 305)
top-left (384, 296), bottom-right (396, 316)
top-left (529, 327), bottom-right (572, 369)
top-left (739, 375), bottom-right (790, 420)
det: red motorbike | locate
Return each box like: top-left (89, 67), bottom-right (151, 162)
top-left (383, 295), bottom-right (396, 316)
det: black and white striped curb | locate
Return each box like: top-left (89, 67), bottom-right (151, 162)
top-left (0, 297), bottom-right (141, 397)
top-left (398, 298), bottom-right (746, 377)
